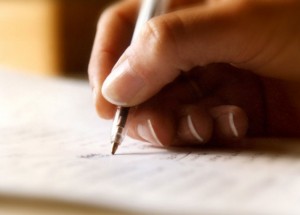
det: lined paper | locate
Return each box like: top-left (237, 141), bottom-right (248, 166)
top-left (1, 68), bottom-right (300, 215)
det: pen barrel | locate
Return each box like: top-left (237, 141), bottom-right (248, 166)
top-left (114, 107), bottom-right (130, 127)
top-left (132, 0), bottom-right (170, 42)
top-left (111, 107), bottom-right (130, 145)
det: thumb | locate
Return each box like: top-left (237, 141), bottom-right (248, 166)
top-left (102, 1), bottom-right (295, 106)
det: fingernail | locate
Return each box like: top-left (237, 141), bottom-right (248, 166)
top-left (228, 112), bottom-right (239, 137)
top-left (137, 119), bottom-right (163, 147)
top-left (187, 115), bottom-right (204, 143)
top-left (102, 59), bottom-right (145, 106)
top-left (216, 112), bottom-right (239, 138)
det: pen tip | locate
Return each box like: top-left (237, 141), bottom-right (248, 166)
top-left (111, 142), bottom-right (119, 155)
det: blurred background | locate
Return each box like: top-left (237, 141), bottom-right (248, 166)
top-left (0, 0), bottom-right (118, 78)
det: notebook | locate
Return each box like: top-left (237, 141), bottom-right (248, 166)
top-left (1, 68), bottom-right (300, 215)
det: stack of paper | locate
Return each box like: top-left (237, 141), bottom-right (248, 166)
top-left (1, 68), bottom-right (300, 215)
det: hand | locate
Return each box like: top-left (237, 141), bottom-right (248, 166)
top-left (126, 64), bottom-right (266, 146)
top-left (89, 0), bottom-right (300, 146)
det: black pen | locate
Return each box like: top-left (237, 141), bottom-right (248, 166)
top-left (111, 0), bottom-right (170, 155)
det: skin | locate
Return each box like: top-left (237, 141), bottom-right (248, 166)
top-left (89, 0), bottom-right (300, 147)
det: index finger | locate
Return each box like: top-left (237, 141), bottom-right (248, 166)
top-left (88, 0), bottom-right (140, 119)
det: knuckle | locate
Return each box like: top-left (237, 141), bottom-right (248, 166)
top-left (98, 1), bottom-right (133, 30)
top-left (141, 18), bottom-right (174, 55)
top-left (97, 3), bottom-right (121, 29)
top-left (97, 6), bottom-right (116, 29)
top-left (140, 15), bottom-right (192, 71)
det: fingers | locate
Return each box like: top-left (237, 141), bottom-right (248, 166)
top-left (177, 105), bottom-right (213, 145)
top-left (101, 0), bottom-right (272, 106)
top-left (88, 0), bottom-right (204, 118)
top-left (127, 102), bottom-right (176, 147)
top-left (88, 0), bottom-right (139, 118)
top-left (125, 65), bottom-right (251, 147)
top-left (209, 105), bottom-right (248, 142)
top-left (89, 0), bottom-right (202, 118)
top-left (176, 104), bottom-right (248, 146)
top-left (127, 99), bottom-right (248, 147)
top-left (102, 0), bottom-right (300, 107)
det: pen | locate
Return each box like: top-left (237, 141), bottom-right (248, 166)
top-left (111, 0), bottom-right (170, 155)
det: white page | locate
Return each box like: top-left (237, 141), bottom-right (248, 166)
top-left (1, 68), bottom-right (300, 215)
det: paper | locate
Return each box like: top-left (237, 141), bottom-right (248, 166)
top-left (1, 68), bottom-right (300, 215)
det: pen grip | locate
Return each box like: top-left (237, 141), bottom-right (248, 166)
top-left (115, 107), bottom-right (130, 128)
